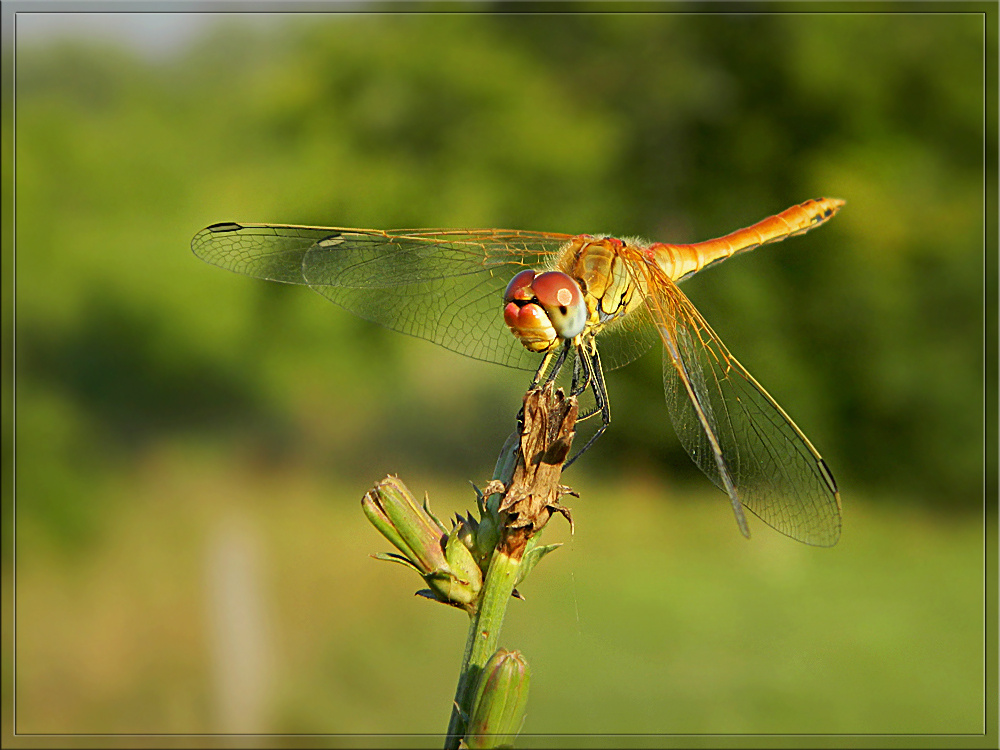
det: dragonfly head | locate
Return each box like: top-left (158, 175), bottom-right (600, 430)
top-left (503, 269), bottom-right (587, 352)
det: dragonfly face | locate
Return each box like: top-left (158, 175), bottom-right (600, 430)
top-left (501, 236), bottom-right (650, 469)
top-left (502, 269), bottom-right (588, 354)
top-left (192, 197), bottom-right (845, 545)
top-left (500, 234), bottom-right (649, 377)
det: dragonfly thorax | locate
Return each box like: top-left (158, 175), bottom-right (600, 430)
top-left (555, 235), bottom-right (642, 330)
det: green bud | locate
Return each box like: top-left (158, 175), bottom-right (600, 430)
top-left (474, 511), bottom-right (501, 565)
top-left (363, 476), bottom-right (481, 611)
top-left (429, 524), bottom-right (482, 607)
top-left (363, 477), bottom-right (445, 571)
top-left (454, 512), bottom-right (478, 549)
top-left (472, 483), bottom-right (503, 564)
top-left (465, 649), bottom-right (531, 749)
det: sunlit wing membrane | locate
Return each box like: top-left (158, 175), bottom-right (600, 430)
top-left (585, 290), bottom-right (661, 372)
top-left (635, 259), bottom-right (842, 546)
top-left (192, 223), bottom-right (572, 370)
top-left (192, 223), bottom-right (341, 283)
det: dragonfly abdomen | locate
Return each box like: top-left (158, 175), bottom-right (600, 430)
top-left (648, 197), bottom-right (845, 282)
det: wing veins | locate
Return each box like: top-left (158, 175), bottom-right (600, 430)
top-left (636, 258), bottom-right (841, 546)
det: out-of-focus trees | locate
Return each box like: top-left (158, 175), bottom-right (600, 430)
top-left (13, 12), bottom-right (987, 547)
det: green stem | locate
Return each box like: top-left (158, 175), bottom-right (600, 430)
top-left (444, 550), bottom-right (521, 748)
top-left (444, 430), bottom-right (521, 749)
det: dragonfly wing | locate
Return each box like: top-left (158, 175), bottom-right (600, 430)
top-left (192, 223), bottom-right (335, 283)
top-left (589, 300), bottom-right (660, 371)
top-left (301, 229), bottom-right (564, 370)
top-left (192, 223), bottom-right (570, 370)
top-left (638, 263), bottom-right (842, 546)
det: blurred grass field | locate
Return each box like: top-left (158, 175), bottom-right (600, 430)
top-left (12, 445), bottom-right (985, 736)
top-left (5, 9), bottom-right (992, 745)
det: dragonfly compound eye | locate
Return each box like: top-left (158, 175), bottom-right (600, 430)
top-left (531, 271), bottom-right (587, 339)
top-left (503, 269), bottom-right (538, 303)
top-left (502, 269), bottom-right (585, 352)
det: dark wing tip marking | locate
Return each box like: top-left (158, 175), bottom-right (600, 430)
top-left (817, 457), bottom-right (839, 495)
top-left (207, 222), bottom-right (243, 233)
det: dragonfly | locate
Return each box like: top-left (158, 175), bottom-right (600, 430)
top-left (192, 197), bottom-right (844, 546)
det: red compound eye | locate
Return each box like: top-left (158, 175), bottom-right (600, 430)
top-left (532, 271), bottom-right (582, 311)
top-left (530, 271), bottom-right (587, 339)
top-left (503, 269), bottom-right (537, 304)
top-left (502, 269), bottom-right (587, 345)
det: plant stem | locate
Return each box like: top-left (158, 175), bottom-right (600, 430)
top-left (444, 548), bottom-right (521, 748)
top-left (444, 429), bottom-right (520, 748)
top-left (443, 386), bottom-right (578, 748)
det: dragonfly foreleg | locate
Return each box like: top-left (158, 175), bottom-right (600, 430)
top-left (569, 344), bottom-right (591, 398)
top-left (519, 341), bottom-right (574, 444)
top-left (563, 346), bottom-right (611, 469)
top-left (533, 339), bottom-right (572, 388)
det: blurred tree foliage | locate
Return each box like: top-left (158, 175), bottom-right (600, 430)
top-left (11, 12), bottom-right (988, 545)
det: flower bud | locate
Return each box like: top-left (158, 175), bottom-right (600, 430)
top-left (464, 649), bottom-right (531, 749)
top-left (430, 523), bottom-right (483, 607)
top-left (362, 476), bottom-right (481, 611)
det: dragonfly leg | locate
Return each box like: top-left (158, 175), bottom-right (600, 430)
top-left (531, 349), bottom-right (554, 388)
top-left (519, 341), bottom-right (574, 438)
top-left (533, 340), bottom-right (572, 388)
top-left (563, 346), bottom-right (611, 469)
top-left (569, 343), bottom-right (591, 397)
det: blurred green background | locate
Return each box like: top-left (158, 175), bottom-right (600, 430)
top-left (5, 8), bottom-right (992, 744)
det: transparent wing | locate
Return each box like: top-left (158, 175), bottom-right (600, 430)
top-left (590, 295), bottom-right (661, 372)
top-left (631, 257), bottom-right (842, 546)
top-left (192, 223), bottom-right (573, 370)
